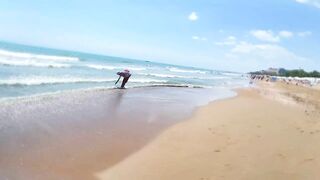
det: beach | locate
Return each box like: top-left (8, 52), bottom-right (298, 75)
top-left (96, 82), bottom-right (320, 180)
top-left (1, 1), bottom-right (320, 179)
top-left (0, 87), bottom-right (235, 180)
top-left (0, 41), bottom-right (249, 180)
top-left (1, 81), bottom-right (320, 180)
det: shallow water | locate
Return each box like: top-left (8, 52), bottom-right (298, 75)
top-left (0, 87), bottom-right (236, 180)
top-left (0, 41), bottom-right (248, 99)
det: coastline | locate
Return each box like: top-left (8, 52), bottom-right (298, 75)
top-left (96, 83), bottom-right (320, 180)
top-left (0, 86), bottom-right (236, 180)
top-left (2, 82), bottom-right (319, 180)
top-left (0, 84), bottom-right (236, 103)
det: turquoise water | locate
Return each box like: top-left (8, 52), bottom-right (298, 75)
top-left (0, 41), bottom-right (248, 99)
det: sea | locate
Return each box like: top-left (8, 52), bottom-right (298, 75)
top-left (0, 41), bottom-right (248, 100)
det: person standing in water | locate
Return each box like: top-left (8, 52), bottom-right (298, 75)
top-left (116, 69), bottom-right (131, 89)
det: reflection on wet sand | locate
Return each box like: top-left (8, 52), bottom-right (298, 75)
top-left (0, 87), bottom-right (235, 180)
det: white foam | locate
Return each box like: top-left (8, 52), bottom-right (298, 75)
top-left (148, 83), bottom-right (212, 88)
top-left (128, 67), bottom-right (147, 71)
top-left (221, 72), bottom-right (243, 77)
top-left (137, 72), bottom-right (240, 81)
top-left (0, 49), bottom-right (79, 62)
top-left (86, 64), bottom-right (118, 70)
top-left (196, 76), bottom-right (231, 80)
top-left (138, 73), bottom-right (186, 78)
top-left (167, 67), bottom-right (207, 74)
top-left (86, 64), bottom-right (146, 71)
top-left (0, 76), bottom-right (169, 86)
top-left (0, 49), bottom-right (79, 68)
top-left (0, 59), bottom-right (70, 68)
top-left (130, 78), bottom-right (167, 83)
top-left (0, 76), bottom-right (115, 85)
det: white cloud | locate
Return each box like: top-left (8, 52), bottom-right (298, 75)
top-left (188, 12), bottom-right (198, 21)
top-left (201, 37), bottom-right (207, 41)
top-left (212, 33), bottom-right (317, 71)
top-left (231, 42), bottom-right (301, 60)
top-left (214, 36), bottom-right (237, 46)
top-left (295, 0), bottom-right (320, 8)
top-left (250, 30), bottom-right (280, 43)
top-left (192, 36), bottom-right (199, 40)
top-left (226, 41), bottom-right (310, 70)
top-left (279, 30), bottom-right (294, 38)
top-left (231, 42), bottom-right (289, 55)
top-left (298, 31), bottom-right (312, 37)
top-left (296, 0), bottom-right (309, 3)
top-left (227, 36), bottom-right (237, 41)
top-left (251, 30), bottom-right (295, 42)
top-left (231, 41), bottom-right (259, 53)
top-left (192, 36), bottom-right (207, 41)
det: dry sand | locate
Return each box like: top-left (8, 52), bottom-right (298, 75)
top-left (96, 83), bottom-right (320, 180)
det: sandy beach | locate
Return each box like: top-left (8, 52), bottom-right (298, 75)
top-left (1, 82), bottom-right (320, 180)
top-left (97, 83), bottom-right (320, 180)
top-left (1, 1), bottom-right (320, 179)
top-left (0, 87), bottom-right (234, 180)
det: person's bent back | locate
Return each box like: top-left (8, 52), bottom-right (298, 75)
top-left (116, 69), bottom-right (131, 88)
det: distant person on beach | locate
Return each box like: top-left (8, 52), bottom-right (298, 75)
top-left (116, 69), bottom-right (131, 89)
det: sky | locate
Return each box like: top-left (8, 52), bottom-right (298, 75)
top-left (0, 0), bottom-right (319, 72)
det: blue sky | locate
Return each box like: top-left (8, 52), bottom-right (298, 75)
top-left (0, 0), bottom-right (319, 72)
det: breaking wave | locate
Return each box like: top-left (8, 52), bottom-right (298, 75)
top-left (167, 67), bottom-right (207, 74)
top-left (0, 76), bottom-right (167, 86)
top-left (85, 64), bottom-right (147, 71)
top-left (0, 49), bottom-right (79, 68)
top-left (137, 73), bottom-right (187, 78)
top-left (130, 78), bottom-right (167, 83)
top-left (86, 64), bottom-right (118, 70)
top-left (0, 76), bottom-right (115, 86)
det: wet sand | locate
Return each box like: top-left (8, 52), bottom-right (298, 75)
top-left (96, 83), bottom-right (320, 180)
top-left (0, 87), bottom-right (234, 180)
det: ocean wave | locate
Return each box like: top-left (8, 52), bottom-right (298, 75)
top-left (220, 72), bottom-right (243, 77)
top-left (138, 73), bottom-right (187, 78)
top-left (85, 64), bottom-right (147, 71)
top-left (0, 76), bottom-right (168, 86)
top-left (0, 59), bottom-right (71, 68)
top-left (0, 76), bottom-right (116, 86)
top-left (129, 67), bottom-right (147, 71)
top-left (137, 73), bottom-right (237, 81)
top-left (0, 84), bottom-right (208, 102)
top-left (196, 76), bottom-right (231, 80)
top-left (130, 78), bottom-right (167, 83)
top-left (0, 49), bottom-right (79, 62)
top-left (0, 49), bottom-right (79, 68)
top-left (167, 67), bottom-right (207, 74)
top-left (145, 83), bottom-right (210, 88)
top-left (86, 64), bottom-right (118, 70)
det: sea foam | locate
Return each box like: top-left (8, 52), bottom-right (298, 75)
top-left (86, 64), bottom-right (147, 71)
top-left (0, 49), bottom-right (79, 68)
top-left (0, 42), bottom-right (249, 99)
top-left (0, 76), bottom-right (168, 86)
top-left (0, 76), bottom-right (115, 85)
top-left (167, 67), bottom-right (207, 74)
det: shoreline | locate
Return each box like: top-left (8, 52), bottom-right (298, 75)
top-left (96, 83), bottom-right (320, 180)
top-left (0, 84), bottom-right (236, 103)
top-left (0, 86), bottom-right (236, 180)
top-left (2, 82), bottom-right (318, 179)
